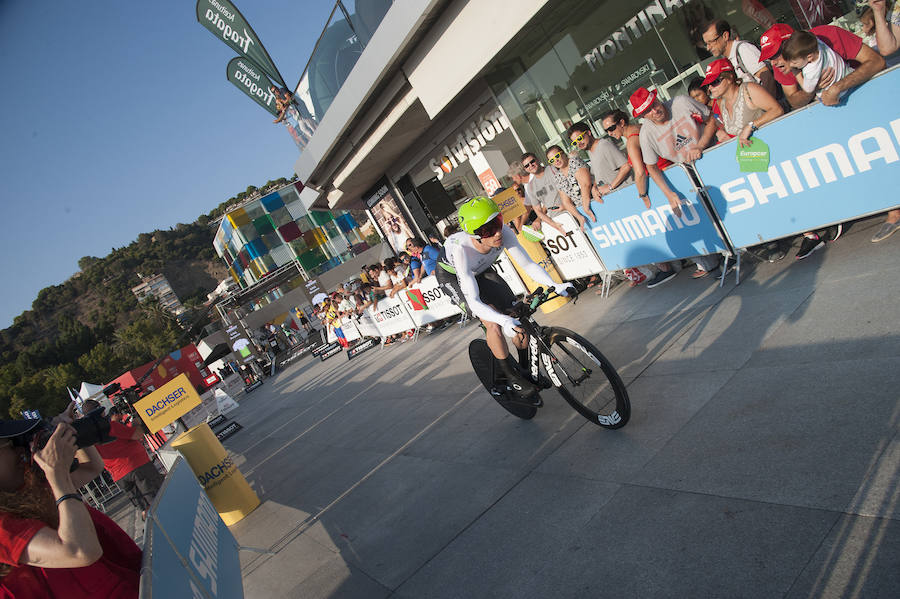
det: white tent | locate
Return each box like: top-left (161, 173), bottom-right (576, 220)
top-left (78, 381), bottom-right (113, 412)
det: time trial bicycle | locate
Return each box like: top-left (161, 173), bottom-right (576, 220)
top-left (468, 286), bottom-right (630, 429)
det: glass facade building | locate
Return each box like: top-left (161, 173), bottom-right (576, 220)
top-left (212, 182), bottom-right (367, 288)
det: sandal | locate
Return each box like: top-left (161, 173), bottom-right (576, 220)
top-left (691, 269), bottom-right (711, 279)
top-left (586, 275), bottom-right (600, 288)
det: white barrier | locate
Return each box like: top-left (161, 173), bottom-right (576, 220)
top-left (493, 252), bottom-right (528, 295)
top-left (367, 295), bottom-right (418, 336)
top-left (546, 212), bottom-right (607, 280)
top-left (401, 276), bottom-right (464, 327)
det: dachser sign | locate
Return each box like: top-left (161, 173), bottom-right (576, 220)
top-left (134, 373), bottom-right (202, 433)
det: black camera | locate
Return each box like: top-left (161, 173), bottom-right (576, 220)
top-left (13, 408), bottom-right (114, 451)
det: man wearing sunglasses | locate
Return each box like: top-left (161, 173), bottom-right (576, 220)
top-left (567, 122), bottom-right (633, 203)
top-left (437, 197), bottom-right (574, 401)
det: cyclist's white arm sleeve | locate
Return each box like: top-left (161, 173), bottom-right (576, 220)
top-left (502, 227), bottom-right (558, 290)
top-left (449, 242), bottom-right (516, 329)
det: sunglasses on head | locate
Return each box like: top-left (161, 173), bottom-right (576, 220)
top-left (569, 132), bottom-right (587, 147)
top-left (474, 214), bottom-right (504, 239)
top-left (547, 152), bottom-right (564, 165)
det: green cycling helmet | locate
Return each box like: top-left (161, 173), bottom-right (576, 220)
top-left (457, 196), bottom-right (500, 235)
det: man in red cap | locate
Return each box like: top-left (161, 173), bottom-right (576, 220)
top-left (630, 86), bottom-right (723, 278)
top-left (759, 22), bottom-right (884, 108)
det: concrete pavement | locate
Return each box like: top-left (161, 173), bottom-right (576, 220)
top-left (217, 214), bottom-right (898, 598)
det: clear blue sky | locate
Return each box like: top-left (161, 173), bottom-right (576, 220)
top-left (0, 1), bottom-right (337, 329)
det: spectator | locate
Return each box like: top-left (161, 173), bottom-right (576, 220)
top-left (323, 297), bottom-right (349, 348)
top-left (630, 86), bottom-right (723, 278)
top-left (546, 145), bottom-right (596, 229)
top-left (759, 22), bottom-right (885, 108)
top-left (760, 22), bottom-right (886, 249)
top-left (865, 0), bottom-right (900, 242)
top-left (567, 122), bottom-right (633, 201)
top-left (600, 108), bottom-right (677, 288)
top-left (702, 59), bottom-right (784, 146)
top-left (80, 400), bottom-right (163, 521)
top-left (702, 19), bottom-right (777, 97)
top-left (506, 161), bottom-right (536, 231)
top-left (0, 412), bottom-right (141, 598)
top-left (687, 76), bottom-right (730, 141)
top-left (367, 263), bottom-right (393, 298)
top-left (521, 152), bottom-right (566, 234)
top-left (782, 30), bottom-right (855, 102)
top-left (406, 237), bottom-right (440, 285)
top-left (859, 6), bottom-right (878, 50)
top-left (298, 310), bottom-right (311, 335)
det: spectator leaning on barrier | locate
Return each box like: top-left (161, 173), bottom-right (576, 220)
top-left (521, 152), bottom-right (566, 234)
top-left (406, 237), bottom-right (439, 285)
top-left (567, 122), bottom-right (633, 202)
top-left (80, 400), bottom-right (163, 522)
top-left (547, 145), bottom-right (596, 229)
top-left (0, 408), bottom-right (141, 598)
top-left (630, 86), bottom-right (723, 278)
top-left (702, 18), bottom-right (777, 98)
top-left (782, 30), bottom-right (855, 102)
top-left (866, 0), bottom-right (900, 242)
top-left (702, 59), bottom-right (784, 147)
top-left (761, 22), bottom-right (887, 251)
top-left (600, 108), bottom-right (677, 288)
top-left (760, 22), bottom-right (885, 108)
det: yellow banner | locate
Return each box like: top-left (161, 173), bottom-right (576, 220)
top-left (507, 232), bottom-right (569, 313)
top-left (492, 187), bottom-right (527, 224)
top-left (133, 373), bottom-right (202, 433)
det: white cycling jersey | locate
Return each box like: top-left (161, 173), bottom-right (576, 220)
top-left (442, 225), bottom-right (557, 328)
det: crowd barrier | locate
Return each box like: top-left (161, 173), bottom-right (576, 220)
top-left (579, 163), bottom-right (730, 271)
top-left (141, 457), bottom-right (243, 598)
top-left (693, 65), bottom-right (900, 249)
top-left (544, 212), bottom-right (607, 280)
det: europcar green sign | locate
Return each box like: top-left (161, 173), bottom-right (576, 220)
top-left (226, 56), bottom-right (279, 116)
top-left (196, 0), bottom-right (284, 87)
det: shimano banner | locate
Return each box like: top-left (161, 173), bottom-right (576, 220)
top-left (580, 164), bottom-right (729, 270)
top-left (196, 0), bottom-right (285, 87)
top-left (693, 66), bottom-right (900, 249)
top-left (141, 457), bottom-right (243, 598)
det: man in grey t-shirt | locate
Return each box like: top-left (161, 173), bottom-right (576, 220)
top-left (631, 87), bottom-right (722, 276)
top-left (567, 122), bottom-right (633, 201)
top-left (522, 152), bottom-right (566, 234)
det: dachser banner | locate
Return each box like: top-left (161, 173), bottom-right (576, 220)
top-left (134, 373), bottom-right (202, 433)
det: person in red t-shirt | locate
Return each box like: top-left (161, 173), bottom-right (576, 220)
top-left (0, 406), bottom-right (141, 598)
top-left (758, 22), bottom-right (886, 108)
top-left (81, 400), bottom-right (163, 520)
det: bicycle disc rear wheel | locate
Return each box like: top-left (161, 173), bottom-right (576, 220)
top-left (541, 328), bottom-right (630, 429)
top-left (468, 339), bottom-right (537, 420)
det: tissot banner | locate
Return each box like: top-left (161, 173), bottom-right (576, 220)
top-left (693, 66), bottom-right (900, 249)
top-left (226, 56), bottom-right (279, 116)
top-left (196, 0), bottom-right (285, 87)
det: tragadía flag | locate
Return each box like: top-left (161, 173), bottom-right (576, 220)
top-left (196, 0), bottom-right (285, 87)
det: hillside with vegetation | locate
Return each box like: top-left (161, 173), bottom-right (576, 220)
top-left (0, 177), bottom-right (293, 419)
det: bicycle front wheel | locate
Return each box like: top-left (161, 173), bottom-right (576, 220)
top-left (541, 328), bottom-right (630, 429)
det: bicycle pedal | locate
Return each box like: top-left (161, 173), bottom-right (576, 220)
top-left (504, 387), bottom-right (543, 407)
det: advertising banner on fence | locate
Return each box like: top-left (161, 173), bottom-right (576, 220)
top-left (693, 66), bottom-right (900, 249)
top-left (493, 252), bottom-right (528, 296)
top-left (196, 0), bottom-right (285, 87)
top-left (368, 296), bottom-right (417, 337)
top-left (545, 212), bottom-right (606, 280)
top-left (354, 309), bottom-right (382, 338)
top-left (141, 457), bottom-right (243, 598)
top-left (400, 276), bottom-right (463, 327)
top-left (581, 165), bottom-right (729, 270)
top-left (134, 374), bottom-right (202, 433)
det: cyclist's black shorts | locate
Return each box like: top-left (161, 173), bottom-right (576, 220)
top-left (436, 266), bottom-right (516, 320)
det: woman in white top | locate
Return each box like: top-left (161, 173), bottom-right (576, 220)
top-left (702, 58), bottom-right (783, 146)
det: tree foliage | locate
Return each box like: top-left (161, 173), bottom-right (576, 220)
top-left (0, 173), bottom-right (295, 418)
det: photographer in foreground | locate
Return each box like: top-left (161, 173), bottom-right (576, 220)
top-left (0, 404), bottom-right (141, 598)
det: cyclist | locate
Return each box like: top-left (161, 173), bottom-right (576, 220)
top-left (436, 196), bottom-right (574, 402)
